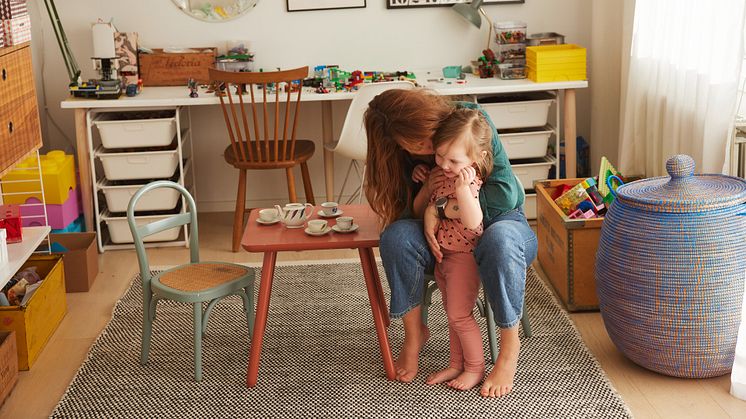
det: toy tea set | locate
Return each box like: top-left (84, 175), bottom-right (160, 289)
top-left (257, 202), bottom-right (358, 236)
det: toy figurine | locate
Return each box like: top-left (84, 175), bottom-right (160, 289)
top-left (187, 78), bottom-right (199, 98)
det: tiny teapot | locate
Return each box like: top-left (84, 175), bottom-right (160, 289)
top-left (274, 203), bottom-right (315, 228)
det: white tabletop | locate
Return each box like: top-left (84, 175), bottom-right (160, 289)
top-left (60, 74), bottom-right (587, 110)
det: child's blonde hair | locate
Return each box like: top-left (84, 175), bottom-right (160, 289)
top-left (432, 108), bottom-right (493, 178)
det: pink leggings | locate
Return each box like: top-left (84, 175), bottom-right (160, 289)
top-left (434, 251), bottom-right (485, 373)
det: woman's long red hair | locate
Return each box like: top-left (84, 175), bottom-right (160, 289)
top-left (363, 89), bottom-right (452, 227)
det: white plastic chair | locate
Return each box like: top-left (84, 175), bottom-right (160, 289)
top-left (325, 81), bottom-right (415, 203)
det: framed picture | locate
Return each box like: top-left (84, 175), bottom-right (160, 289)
top-left (387, 0), bottom-right (523, 9)
top-left (287, 0), bottom-right (366, 12)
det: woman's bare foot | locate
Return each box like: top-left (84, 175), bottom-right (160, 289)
top-left (395, 309), bottom-right (430, 382)
top-left (480, 326), bottom-right (520, 397)
top-left (425, 367), bottom-right (461, 385)
top-left (447, 370), bottom-right (484, 391)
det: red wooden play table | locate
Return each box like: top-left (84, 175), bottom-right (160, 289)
top-left (240, 204), bottom-right (394, 387)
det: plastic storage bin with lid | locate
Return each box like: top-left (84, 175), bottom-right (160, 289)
top-left (1, 151), bottom-right (75, 205)
top-left (494, 21), bottom-right (527, 44)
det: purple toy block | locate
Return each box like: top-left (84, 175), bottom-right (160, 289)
top-left (19, 186), bottom-right (81, 229)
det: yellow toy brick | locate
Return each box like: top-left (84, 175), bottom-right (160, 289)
top-left (1, 150), bottom-right (76, 205)
top-left (527, 44), bottom-right (587, 83)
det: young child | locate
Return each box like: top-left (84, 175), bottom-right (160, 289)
top-left (412, 107), bottom-right (494, 391)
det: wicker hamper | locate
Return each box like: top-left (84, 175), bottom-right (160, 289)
top-left (596, 155), bottom-right (746, 378)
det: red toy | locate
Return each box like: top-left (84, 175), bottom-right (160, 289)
top-left (0, 204), bottom-right (22, 243)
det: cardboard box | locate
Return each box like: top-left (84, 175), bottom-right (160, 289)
top-left (0, 330), bottom-right (18, 406)
top-left (0, 254), bottom-right (67, 370)
top-left (535, 178), bottom-right (603, 311)
top-left (138, 47), bottom-right (216, 86)
top-left (50, 232), bottom-right (98, 293)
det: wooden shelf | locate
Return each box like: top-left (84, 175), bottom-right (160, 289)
top-left (0, 226), bottom-right (51, 289)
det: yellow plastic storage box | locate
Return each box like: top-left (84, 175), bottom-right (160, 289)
top-left (527, 44), bottom-right (587, 83)
top-left (1, 150), bottom-right (76, 205)
top-left (0, 254), bottom-right (67, 370)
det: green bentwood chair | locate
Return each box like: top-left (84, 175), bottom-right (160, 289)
top-left (127, 181), bottom-right (255, 381)
top-left (422, 273), bottom-right (531, 364)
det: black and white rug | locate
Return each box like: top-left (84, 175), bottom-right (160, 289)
top-left (51, 261), bottom-right (632, 419)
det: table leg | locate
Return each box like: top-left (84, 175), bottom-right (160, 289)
top-left (74, 108), bottom-right (94, 232)
top-left (366, 248), bottom-right (389, 328)
top-left (563, 89), bottom-right (577, 179)
top-left (322, 101), bottom-right (335, 202)
top-left (246, 251), bottom-right (277, 387)
top-left (359, 248), bottom-right (396, 381)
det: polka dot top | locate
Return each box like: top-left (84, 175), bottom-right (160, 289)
top-left (430, 167), bottom-right (484, 253)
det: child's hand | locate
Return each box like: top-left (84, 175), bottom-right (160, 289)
top-left (412, 164), bottom-right (430, 184)
top-left (455, 166), bottom-right (477, 190)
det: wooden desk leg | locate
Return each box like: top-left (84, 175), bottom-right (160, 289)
top-left (366, 248), bottom-right (389, 328)
top-left (359, 248), bottom-right (396, 381)
top-left (563, 89), bottom-right (577, 179)
top-left (321, 101), bottom-right (334, 202)
top-left (246, 251), bottom-right (277, 387)
top-left (74, 108), bottom-right (94, 232)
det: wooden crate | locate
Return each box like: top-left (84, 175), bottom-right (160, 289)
top-left (535, 178), bottom-right (603, 311)
top-left (138, 48), bottom-right (216, 86)
top-left (0, 331), bottom-right (18, 406)
top-left (0, 254), bottom-right (67, 369)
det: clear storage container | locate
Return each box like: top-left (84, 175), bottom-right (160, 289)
top-left (494, 21), bottom-right (527, 44)
top-left (93, 110), bottom-right (176, 149)
top-left (498, 63), bottom-right (527, 80)
top-left (496, 43), bottom-right (526, 63)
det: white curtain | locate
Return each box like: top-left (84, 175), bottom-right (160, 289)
top-left (618, 0), bottom-right (746, 176)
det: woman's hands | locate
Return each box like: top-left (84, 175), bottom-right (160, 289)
top-left (412, 164), bottom-right (430, 184)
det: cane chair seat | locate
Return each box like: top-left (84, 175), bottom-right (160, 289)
top-left (158, 263), bottom-right (252, 292)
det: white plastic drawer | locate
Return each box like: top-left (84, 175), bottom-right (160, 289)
top-left (96, 146), bottom-right (179, 181)
top-left (523, 193), bottom-right (537, 219)
top-left (99, 179), bottom-right (180, 213)
top-left (499, 126), bottom-right (553, 159)
top-left (102, 211), bottom-right (181, 244)
top-left (93, 110), bottom-right (177, 149)
top-left (511, 156), bottom-right (555, 190)
top-left (478, 93), bottom-right (554, 130)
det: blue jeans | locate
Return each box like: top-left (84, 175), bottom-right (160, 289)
top-left (379, 207), bottom-right (538, 328)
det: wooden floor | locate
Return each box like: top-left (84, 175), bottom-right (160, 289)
top-left (1, 212), bottom-right (744, 418)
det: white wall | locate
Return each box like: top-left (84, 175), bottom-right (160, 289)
top-left (30, 0), bottom-right (600, 210)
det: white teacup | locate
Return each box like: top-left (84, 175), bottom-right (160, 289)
top-left (321, 201), bottom-right (339, 216)
top-left (308, 219), bottom-right (328, 233)
top-left (336, 216), bottom-right (354, 231)
top-left (259, 208), bottom-right (278, 221)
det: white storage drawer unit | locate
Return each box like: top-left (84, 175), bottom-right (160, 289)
top-left (93, 110), bottom-right (177, 149)
top-left (511, 156), bottom-right (555, 190)
top-left (99, 179), bottom-right (181, 213)
top-left (96, 146), bottom-right (180, 181)
top-left (498, 126), bottom-right (553, 159)
top-left (103, 211), bottom-right (181, 244)
top-left (478, 92), bottom-right (554, 129)
top-left (523, 193), bottom-right (537, 219)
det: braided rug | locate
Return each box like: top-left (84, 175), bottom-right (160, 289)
top-left (51, 262), bottom-right (632, 418)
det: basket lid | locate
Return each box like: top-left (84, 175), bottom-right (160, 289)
top-left (616, 155), bottom-right (746, 213)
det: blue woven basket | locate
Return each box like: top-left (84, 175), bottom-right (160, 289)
top-left (596, 155), bottom-right (746, 378)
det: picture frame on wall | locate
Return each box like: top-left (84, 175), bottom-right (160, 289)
top-left (387, 0), bottom-right (524, 9)
top-left (287, 0), bottom-right (366, 12)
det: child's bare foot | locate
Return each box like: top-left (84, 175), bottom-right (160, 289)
top-left (395, 321), bottom-right (430, 382)
top-left (447, 370), bottom-right (484, 391)
top-left (425, 367), bottom-right (461, 385)
top-left (480, 327), bottom-right (519, 397)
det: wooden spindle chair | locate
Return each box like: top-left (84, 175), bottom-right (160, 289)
top-left (209, 66), bottom-right (316, 251)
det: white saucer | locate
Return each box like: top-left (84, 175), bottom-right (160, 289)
top-left (304, 226), bottom-right (332, 236)
top-left (318, 209), bottom-right (343, 218)
top-left (332, 224), bottom-right (359, 233)
top-left (256, 218), bottom-right (280, 225)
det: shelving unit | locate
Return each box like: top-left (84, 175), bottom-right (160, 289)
top-left (471, 90), bottom-right (561, 220)
top-left (85, 106), bottom-right (196, 252)
top-left (0, 225), bottom-right (51, 290)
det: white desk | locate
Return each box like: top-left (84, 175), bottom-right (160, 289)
top-left (61, 75), bottom-right (587, 232)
